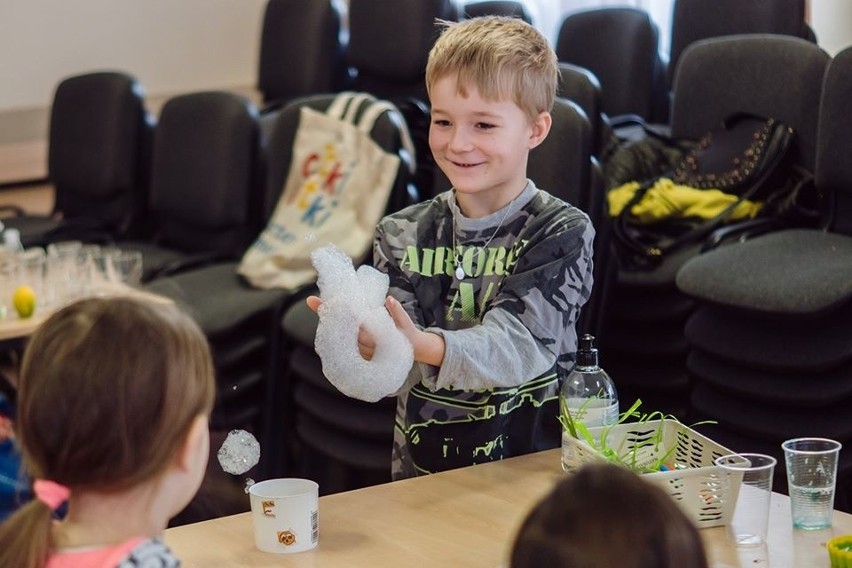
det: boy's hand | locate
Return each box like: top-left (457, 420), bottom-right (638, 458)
top-left (385, 297), bottom-right (445, 367)
top-left (305, 295), bottom-right (378, 361)
top-left (305, 295), bottom-right (444, 366)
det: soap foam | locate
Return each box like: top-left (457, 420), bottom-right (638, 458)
top-left (311, 244), bottom-right (414, 402)
top-left (217, 429), bottom-right (261, 475)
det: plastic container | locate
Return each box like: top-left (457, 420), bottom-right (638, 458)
top-left (2, 229), bottom-right (23, 254)
top-left (562, 419), bottom-right (742, 529)
top-left (560, 334), bottom-right (618, 471)
top-left (829, 535), bottom-right (852, 567)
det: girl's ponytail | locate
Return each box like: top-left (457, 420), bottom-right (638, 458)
top-left (0, 498), bottom-right (55, 568)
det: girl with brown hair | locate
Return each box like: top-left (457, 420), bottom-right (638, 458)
top-left (0, 296), bottom-right (215, 568)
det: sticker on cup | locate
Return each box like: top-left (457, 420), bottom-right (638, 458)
top-left (249, 478), bottom-right (319, 553)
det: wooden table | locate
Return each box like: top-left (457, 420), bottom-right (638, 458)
top-left (165, 449), bottom-right (852, 567)
top-left (0, 311), bottom-right (49, 342)
top-left (0, 286), bottom-right (172, 344)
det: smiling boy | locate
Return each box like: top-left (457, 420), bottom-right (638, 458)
top-left (309, 16), bottom-right (595, 479)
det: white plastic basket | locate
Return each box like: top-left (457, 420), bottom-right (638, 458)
top-left (561, 419), bottom-right (742, 529)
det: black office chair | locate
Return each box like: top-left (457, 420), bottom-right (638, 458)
top-left (2, 71), bottom-right (152, 248)
top-left (556, 62), bottom-right (610, 158)
top-left (145, 92), bottom-right (416, 481)
top-left (674, 45), bottom-right (852, 512)
top-left (462, 1), bottom-right (532, 23)
top-left (257, 0), bottom-right (349, 110)
top-left (555, 8), bottom-right (664, 124)
top-left (599, 34), bottom-right (830, 419)
top-left (669, 0), bottom-right (809, 91)
top-left (663, 0), bottom-right (811, 123)
top-left (277, 97), bottom-right (600, 492)
top-left (119, 91), bottom-right (262, 281)
top-left (347, 0), bottom-right (462, 201)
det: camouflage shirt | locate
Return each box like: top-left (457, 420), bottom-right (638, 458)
top-left (374, 181), bottom-right (595, 479)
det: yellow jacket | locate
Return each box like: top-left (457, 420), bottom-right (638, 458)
top-left (608, 178), bottom-right (763, 223)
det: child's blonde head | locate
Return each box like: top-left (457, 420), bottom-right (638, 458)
top-left (0, 296), bottom-right (215, 568)
top-left (425, 16), bottom-right (558, 123)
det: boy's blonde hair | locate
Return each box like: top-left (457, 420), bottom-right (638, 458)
top-left (425, 16), bottom-right (558, 122)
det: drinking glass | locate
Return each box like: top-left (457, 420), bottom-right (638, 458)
top-left (715, 453), bottom-right (776, 546)
top-left (783, 437), bottom-right (842, 530)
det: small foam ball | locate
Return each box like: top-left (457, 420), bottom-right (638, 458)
top-left (217, 429), bottom-right (261, 475)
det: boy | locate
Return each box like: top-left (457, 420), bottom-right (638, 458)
top-left (310, 16), bottom-right (594, 479)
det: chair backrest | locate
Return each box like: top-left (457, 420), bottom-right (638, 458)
top-left (816, 46), bottom-right (852, 236)
top-left (529, 98), bottom-right (592, 209)
top-left (257, 0), bottom-right (348, 106)
top-left (347, 0), bottom-right (461, 102)
top-left (670, 34), bottom-right (829, 174)
top-left (462, 1), bottom-right (532, 23)
top-left (555, 7), bottom-right (662, 121)
top-left (48, 71), bottom-right (152, 237)
top-left (260, 93), bottom-right (416, 228)
top-left (526, 98), bottom-right (609, 339)
top-left (669, 0), bottom-right (808, 89)
top-left (557, 62), bottom-right (606, 157)
top-left (148, 92), bottom-right (262, 256)
top-left (347, 0), bottom-right (461, 201)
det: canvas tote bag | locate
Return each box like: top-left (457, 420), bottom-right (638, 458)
top-left (238, 92), bottom-right (414, 289)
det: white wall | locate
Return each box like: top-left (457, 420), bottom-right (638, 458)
top-left (810, 0), bottom-right (852, 55)
top-left (525, 0), bottom-right (852, 57)
top-left (1, 0), bottom-right (850, 143)
top-left (0, 0), bottom-right (266, 113)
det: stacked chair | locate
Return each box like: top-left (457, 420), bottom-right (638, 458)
top-left (675, 46), bottom-right (852, 512)
top-left (462, 1), bottom-right (532, 23)
top-left (555, 8), bottom-right (665, 127)
top-left (276, 1), bottom-right (460, 492)
top-left (120, 91), bottom-right (263, 281)
top-left (599, 35), bottom-right (830, 419)
top-left (347, 0), bottom-right (462, 201)
top-left (135, 92), bottom-right (280, 447)
top-left (145, 90), bottom-right (416, 480)
top-left (668, 0), bottom-right (811, 98)
top-left (3, 71), bottom-right (152, 248)
top-left (660, 0), bottom-right (812, 123)
top-left (556, 63), bottom-right (605, 158)
top-left (256, 0), bottom-right (349, 110)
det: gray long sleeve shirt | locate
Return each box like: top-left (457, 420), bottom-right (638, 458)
top-left (374, 181), bottom-right (595, 479)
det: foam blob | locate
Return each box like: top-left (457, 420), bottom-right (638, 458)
top-left (311, 244), bottom-right (414, 402)
top-left (217, 429), bottom-right (261, 475)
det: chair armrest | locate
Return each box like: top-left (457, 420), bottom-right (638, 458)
top-left (0, 205), bottom-right (25, 218)
top-left (701, 218), bottom-right (783, 251)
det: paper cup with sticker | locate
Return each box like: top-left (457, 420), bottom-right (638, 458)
top-left (249, 478), bottom-right (319, 553)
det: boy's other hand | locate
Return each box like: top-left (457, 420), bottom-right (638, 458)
top-left (384, 296), bottom-right (418, 340)
top-left (306, 295), bottom-right (443, 365)
top-left (306, 295), bottom-right (322, 313)
top-left (385, 296), bottom-right (445, 367)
